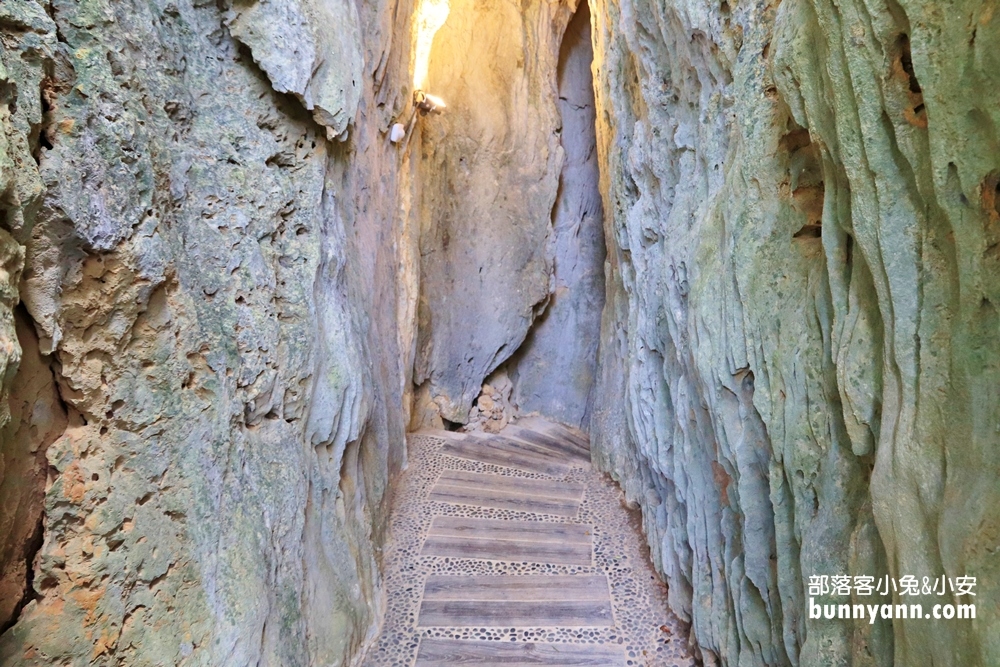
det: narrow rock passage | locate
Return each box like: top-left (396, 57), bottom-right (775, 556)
top-left (363, 418), bottom-right (694, 666)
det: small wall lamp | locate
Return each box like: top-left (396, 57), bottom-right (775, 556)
top-left (391, 90), bottom-right (448, 147)
top-left (414, 90), bottom-right (447, 114)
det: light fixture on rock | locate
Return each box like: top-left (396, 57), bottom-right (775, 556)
top-left (391, 0), bottom-right (449, 148)
top-left (390, 90), bottom-right (448, 146)
top-left (414, 90), bottom-right (446, 115)
top-left (390, 0), bottom-right (449, 146)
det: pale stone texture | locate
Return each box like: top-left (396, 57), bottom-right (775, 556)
top-left (410, 0), bottom-right (580, 426)
top-left (589, 0), bottom-right (1000, 666)
top-left (226, 0), bottom-right (364, 140)
top-left (507, 2), bottom-right (606, 430)
top-left (1, 0), bottom-right (997, 664)
top-left (0, 0), bottom-right (415, 665)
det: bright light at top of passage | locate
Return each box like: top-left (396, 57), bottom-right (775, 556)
top-left (413, 0), bottom-right (450, 90)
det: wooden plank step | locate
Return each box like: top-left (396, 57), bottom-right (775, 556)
top-left (428, 484), bottom-right (580, 517)
top-left (441, 438), bottom-right (570, 476)
top-left (503, 426), bottom-right (590, 463)
top-left (437, 470), bottom-right (585, 501)
top-left (417, 575), bottom-right (613, 627)
top-left (422, 574), bottom-right (608, 601)
top-left (414, 638), bottom-right (627, 666)
top-left (417, 599), bottom-right (614, 628)
top-left (460, 432), bottom-right (574, 465)
top-left (466, 431), bottom-right (576, 464)
top-left (536, 422), bottom-right (591, 453)
top-left (427, 516), bottom-right (592, 544)
top-left (503, 425), bottom-right (590, 461)
top-left (421, 534), bottom-right (592, 565)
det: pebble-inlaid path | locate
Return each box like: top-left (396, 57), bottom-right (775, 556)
top-left (361, 417), bottom-right (695, 666)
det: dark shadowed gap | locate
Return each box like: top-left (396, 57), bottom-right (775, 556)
top-left (503, 1), bottom-right (606, 437)
top-left (0, 306), bottom-right (70, 633)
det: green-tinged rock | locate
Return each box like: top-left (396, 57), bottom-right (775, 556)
top-left (589, 0), bottom-right (1000, 664)
top-left (0, 0), bottom-right (415, 664)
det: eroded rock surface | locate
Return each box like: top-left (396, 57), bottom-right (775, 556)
top-left (507, 2), bottom-right (606, 429)
top-left (226, 0), bottom-right (364, 140)
top-left (0, 309), bottom-right (66, 631)
top-left (410, 0), bottom-right (578, 426)
top-left (0, 0), bottom-right (56, 634)
top-left (0, 0), bottom-right (415, 664)
top-left (1, 0), bottom-right (998, 664)
top-left (589, 0), bottom-right (1000, 665)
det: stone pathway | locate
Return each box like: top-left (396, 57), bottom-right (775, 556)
top-left (362, 417), bottom-right (694, 666)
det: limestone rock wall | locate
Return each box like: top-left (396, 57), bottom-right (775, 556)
top-left (0, 0), bottom-right (54, 633)
top-left (2, 0), bottom-right (996, 664)
top-left (0, 0), bottom-right (415, 665)
top-left (410, 0), bottom-right (579, 426)
top-left (506, 2), bottom-right (606, 430)
top-left (0, 309), bottom-right (66, 631)
top-left (227, 0), bottom-right (364, 140)
top-left (589, 0), bottom-right (1000, 665)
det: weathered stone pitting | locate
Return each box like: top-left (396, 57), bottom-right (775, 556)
top-left (0, 0), bottom-right (415, 664)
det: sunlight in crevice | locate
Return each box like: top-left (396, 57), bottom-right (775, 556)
top-left (412, 0), bottom-right (450, 90)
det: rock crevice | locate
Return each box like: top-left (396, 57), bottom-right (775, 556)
top-left (0, 0), bottom-right (997, 665)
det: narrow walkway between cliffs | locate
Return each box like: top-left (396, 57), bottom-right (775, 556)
top-left (364, 0), bottom-right (694, 663)
top-left (363, 417), bottom-right (694, 666)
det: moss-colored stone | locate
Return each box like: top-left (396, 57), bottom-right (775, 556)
top-left (589, 0), bottom-right (1000, 665)
top-left (0, 0), bottom-right (414, 664)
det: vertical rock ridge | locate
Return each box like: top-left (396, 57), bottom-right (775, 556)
top-left (0, 0), bottom-right (416, 664)
top-left (409, 0), bottom-right (577, 427)
top-left (506, 0), bottom-right (607, 430)
top-left (589, 0), bottom-right (1000, 665)
top-left (0, 306), bottom-right (68, 632)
